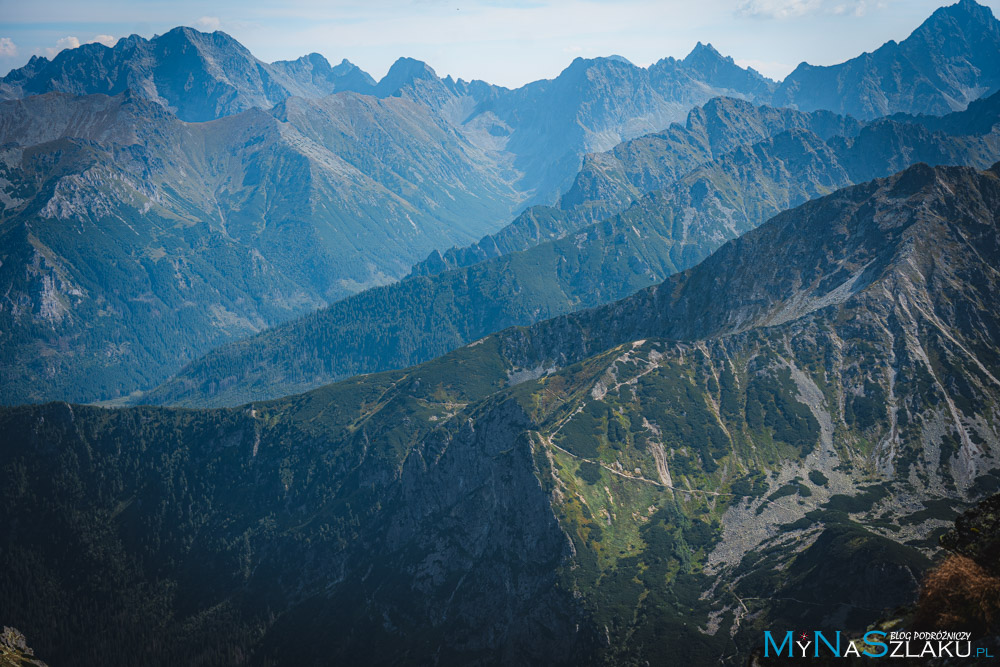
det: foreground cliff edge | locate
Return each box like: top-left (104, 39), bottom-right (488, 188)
top-left (2, 162), bottom-right (1000, 665)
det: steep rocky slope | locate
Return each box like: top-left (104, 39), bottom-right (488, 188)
top-left (0, 628), bottom-right (46, 667)
top-left (0, 33), bottom-right (792, 407)
top-left (0, 27), bottom-right (373, 122)
top-left (5, 0), bottom-right (1000, 408)
top-left (147, 94), bottom-right (1000, 408)
top-left (774, 0), bottom-right (1000, 119)
top-left (409, 97), bottom-right (861, 277)
top-left (3, 163), bottom-right (999, 665)
top-left (0, 90), bottom-right (520, 404)
top-left (1, 28), bottom-right (777, 203)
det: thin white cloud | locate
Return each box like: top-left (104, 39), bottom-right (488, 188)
top-left (737, 0), bottom-right (876, 19)
top-left (196, 16), bottom-right (222, 31)
top-left (0, 38), bottom-right (17, 57)
top-left (737, 0), bottom-right (820, 19)
top-left (36, 35), bottom-right (116, 60)
top-left (832, 1), bottom-right (885, 16)
top-left (45, 36), bottom-right (80, 58)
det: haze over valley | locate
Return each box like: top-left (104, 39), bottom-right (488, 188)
top-left (2, 2), bottom-right (1000, 665)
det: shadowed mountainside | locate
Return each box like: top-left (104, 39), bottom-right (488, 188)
top-left (3, 163), bottom-right (999, 664)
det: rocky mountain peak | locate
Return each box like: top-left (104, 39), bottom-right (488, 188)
top-left (289, 52), bottom-right (333, 69)
top-left (681, 41), bottom-right (775, 96)
top-left (562, 54), bottom-right (639, 77)
top-left (156, 25), bottom-right (252, 57)
top-left (684, 41), bottom-right (725, 63)
top-left (930, 0), bottom-right (997, 24)
top-left (775, 0), bottom-right (1000, 119)
top-left (0, 26), bottom-right (360, 120)
top-left (909, 0), bottom-right (1000, 50)
top-left (375, 57), bottom-right (439, 96)
top-left (603, 54), bottom-right (633, 65)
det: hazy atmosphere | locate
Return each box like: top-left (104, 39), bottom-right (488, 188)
top-left (2, 0), bottom-right (999, 84)
top-left (3, 0), bottom-right (1000, 664)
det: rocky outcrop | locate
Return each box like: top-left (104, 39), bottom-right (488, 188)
top-left (0, 628), bottom-right (47, 667)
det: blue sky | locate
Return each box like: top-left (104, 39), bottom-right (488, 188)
top-left (1, 0), bottom-right (999, 87)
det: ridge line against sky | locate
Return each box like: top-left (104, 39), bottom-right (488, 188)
top-left (1, 0), bottom-right (999, 88)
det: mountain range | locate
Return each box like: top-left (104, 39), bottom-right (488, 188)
top-left (2, 162), bottom-right (998, 664)
top-left (0, 88), bottom-right (521, 403)
top-left (146, 90), bottom-right (1000, 407)
top-left (0, 27), bottom-right (375, 122)
top-left (0, 26), bottom-right (777, 199)
top-left (2, 1), bottom-right (1000, 407)
top-left (8, 0), bottom-right (999, 126)
top-left (3, 1), bottom-right (1000, 663)
top-left (774, 0), bottom-right (1000, 119)
top-left (0, 29), bottom-right (792, 406)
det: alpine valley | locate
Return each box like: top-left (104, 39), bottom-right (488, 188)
top-left (2, 2), bottom-right (1000, 667)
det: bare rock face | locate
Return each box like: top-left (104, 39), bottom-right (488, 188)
top-left (941, 493), bottom-right (1000, 574)
top-left (0, 28), bottom-right (788, 408)
top-left (0, 87), bottom-right (524, 405)
top-left (2, 163), bottom-right (1000, 664)
top-left (0, 627), bottom-right (47, 667)
top-left (146, 92), bottom-right (1000, 409)
top-left (0, 28), bottom-right (371, 122)
top-left (774, 0), bottom-right (1000, 119)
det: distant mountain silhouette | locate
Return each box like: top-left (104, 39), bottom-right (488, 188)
top-left (0, 27), bottom-right (372, 121)
top-left (774, 0), bottom-right (1000, 118)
